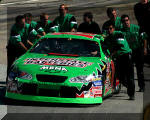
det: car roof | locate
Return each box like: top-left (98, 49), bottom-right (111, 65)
top-left (43, 32), bottom-right (104, 42)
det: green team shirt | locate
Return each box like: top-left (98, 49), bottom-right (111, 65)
top-left (27, 20), bottom-right (38, 44)
top-left (9, 23), bottom-right (30, 47)
top-left (115, 17), bottom-right (122, 31)
top-left (36, 20), bottom-right (53, 35)
top-left (28, 28), bottom-right (38, 43)
top-left (102, 17), bottom-right (122, 35)
top-left (30, 20), bottom-right (37, 29)
top-left (104, 31), bottom-right (132, 56)
top-left (52, 13), bottom-right (77, 32)
top-left (121, 24), bottom-right (147, 50)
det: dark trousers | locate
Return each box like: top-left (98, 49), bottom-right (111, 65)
top-left (116, 53), bottom-right (135, 97)
top-left (132, 48), bottom-right (145, 89)
top-left (7, 44), bottom-right (25, 75)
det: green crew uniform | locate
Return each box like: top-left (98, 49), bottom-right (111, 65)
top-left (104, 31), bottom-right (135, 99)
top-left (121, 24), bottom-right (147, 91)
top-left (102, 17), bottom-right (122, 35)
top-left (29, 20), bottom-right (54, 44)
top-left (7, 23), bottom-right (30, 73)
top-left (30, 20), bottom-right (37, 29)
top-left (51, 13), bottom-right (77, 32)
top-left (104, 31), bottom-right (131, 56)
top-left (28, 20), bottom-right (38, 44)
top-left (36, 20), bottom-right (53, 35)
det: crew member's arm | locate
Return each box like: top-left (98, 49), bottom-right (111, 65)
top-left (10, 32), bottom-right (28, 51)
top-left (18, 42), bottom-right (28, 51)
top-left (27, 40), bottom-right (33, 46)
top-left (35, 23), bottom-right (46, 36)
top-left (144, 39), bottom-right (147, 55)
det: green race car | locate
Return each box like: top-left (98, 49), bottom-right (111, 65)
top-left (6, 32), bottom-right (120, 104)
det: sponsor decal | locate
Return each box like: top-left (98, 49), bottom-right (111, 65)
top-left (111, 60), bottom-right (115, 83)
top-left (40, 66), bottom-right (67, 73)
top-left (104, 78), bottom-right (112, 95)
top-left (103, 60), bottom-right (113, 95)
top-left (92, 86), bottom-right (102, 97)
top-left (24, 58), bottom-right (92, 68)
top-left (84, 86), bottom-right (102, 98)
top-left (91, 77), bottom-right (102, 82)
top-left (92, 70), bottom-right (102, 82)
top-left (106, 62), bottom-right (110, 73)
top-left (92, 80), bottom-right (102, 86)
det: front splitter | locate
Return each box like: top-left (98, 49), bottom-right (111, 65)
top-left (5, 92), bottom-right (102, 104)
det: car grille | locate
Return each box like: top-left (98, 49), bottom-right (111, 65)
top-left (38, 87), bottom-right (76, 98)
top-left (36, 75), bottom-right (67, 83)
top-left (20, 84), bottom-right (77, 98)
top-left (60, 86), bottom-right (76, 98)
top-left (38, 89), bottom-right (59, 97)
top-left (21, 83), bottom-right (37, 95)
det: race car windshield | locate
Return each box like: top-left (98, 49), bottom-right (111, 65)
top-left (30, 38), bottom-right (100, 57)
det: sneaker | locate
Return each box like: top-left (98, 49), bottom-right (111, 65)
top-left (129, 96), bottom-right (135, 100)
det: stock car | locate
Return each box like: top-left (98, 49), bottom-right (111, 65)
top-left (5, 32), bottom-right (120, 104)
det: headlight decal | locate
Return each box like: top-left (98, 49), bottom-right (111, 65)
top-left (18, 71), bottom-right (32, 80)
top-left (69, 76), bottom-right (90, 83)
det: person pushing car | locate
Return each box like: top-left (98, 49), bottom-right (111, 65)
top-left (104, 21), bottom-right (135, 100)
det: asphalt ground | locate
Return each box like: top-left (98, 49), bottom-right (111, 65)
top-left (0, 0), bottom-right (150, 120)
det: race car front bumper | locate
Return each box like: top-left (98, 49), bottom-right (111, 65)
top-left (5, 91), bottom-right (102, 104)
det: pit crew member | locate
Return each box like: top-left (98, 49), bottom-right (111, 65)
top-left (121, 14), bottom-right (147, 92)
top-left (104, 21), bottom-right (135, 100)
top-left (78, 12), bottom-right (101, 34)
top-left (51, 4), bottom-right (77, 32)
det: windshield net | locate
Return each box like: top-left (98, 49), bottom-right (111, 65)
top-left (30, 38), bottom-right (100, 57)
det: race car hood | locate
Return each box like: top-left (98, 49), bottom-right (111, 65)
top-left (15, 53), bottom-right (107, 77)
